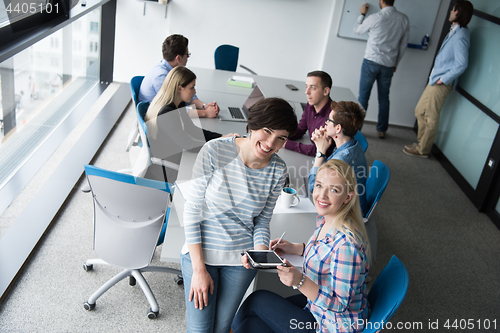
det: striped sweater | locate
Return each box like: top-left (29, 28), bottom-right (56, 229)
top-left (183, 137), bottom-right (287, 265)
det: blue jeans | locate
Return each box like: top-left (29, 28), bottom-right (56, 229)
top-left (231, 290), bottom-right (316, 333)
top-left (181, 253), bottom-right (257, 333)
top-left (358, 59), bottom-right (394, 133)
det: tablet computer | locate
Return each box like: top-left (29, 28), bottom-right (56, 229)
top-left (245, 250), bottom-right (286, 269)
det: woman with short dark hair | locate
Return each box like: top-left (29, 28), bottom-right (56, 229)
top-left (181, 97), bottom-right (298, 333)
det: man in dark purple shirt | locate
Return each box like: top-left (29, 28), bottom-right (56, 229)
top-left (285, 71), bottom-right (335, 157)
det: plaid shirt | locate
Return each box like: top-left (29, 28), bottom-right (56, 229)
top-left (303, 216), bottom-right (370, 333)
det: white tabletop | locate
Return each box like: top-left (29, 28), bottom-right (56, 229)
top-left (161, 149), bottom-right (316, 264)
top-left (190, 67), bottom-right (357, 104)
top-left (159, 68), bottom-right (357, 264)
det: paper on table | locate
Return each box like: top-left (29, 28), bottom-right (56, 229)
top-left (232, 75), bottom-right (254, 83)
top-left (281, 253), bottom-right (304, 267)
top-left (260, 254), bottom-right (303, 274)
top-left (273, 195), bottom-right (317, 214)
top-left (228, 80), bottom-right (254, 88)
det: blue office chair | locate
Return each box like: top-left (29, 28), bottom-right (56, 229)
top-left (133, 101), bottom-right (180, 184)
top-left (364, 160), bottom-right (390, 223)
top-left (215, 44), bottom-right (239, 71)
top-left (82, 165), bottom-right (182, 319)
top-left (355, 131), bottom-right (368, 152)
top-left (137, 101), bottom-right (150, 138)
top-left (130, 75), bottom-right (144, 106)
top-left (214, 44), bottom-right (257, 75)
top-left (126, 76), bottom-right (145, 152)
top-left (364, 255), bottom-right (409, 332)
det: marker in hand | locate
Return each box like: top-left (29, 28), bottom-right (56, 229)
top-left (272, 231), bottom-right (286, 250)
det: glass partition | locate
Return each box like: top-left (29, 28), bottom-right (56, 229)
top-left (435, 92), bottom-right (499, 189)
top-left (458, 16), bottom-right (500, 116)
top-left (435, 4), bottom-right (500, 225)
top-left (0, 1), bottom-right (8, 28)
top-left (470, 0), bottom-right (500, 17)
top-left (0, 7), bottom-right (101, 190)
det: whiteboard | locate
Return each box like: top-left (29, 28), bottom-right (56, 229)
top-left (337, 0), bottom-right (442, 47)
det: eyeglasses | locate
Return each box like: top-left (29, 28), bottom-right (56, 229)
top-left (185, 52), bottom-right (191, 58)
top-left (326, 118), bottom-right (336, 125)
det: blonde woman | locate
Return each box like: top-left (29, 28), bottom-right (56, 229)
top-left (144, 66), bottom-right (237, 140)
top-left (233, 159), bottom-right (371, 333)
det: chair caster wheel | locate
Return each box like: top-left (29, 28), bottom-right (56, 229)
top-left (83, 264), bottom-right (93, 271)
top-left (129, 276), bottom-right (136, 286)
top-left (147, 309), bottom-right (158, 319)
top-left (84, 302), bottom-right (95, 311)
top-left (174, 275), bottom-right (183, 285)
top-left (81, 184), bottom-right (91, 193)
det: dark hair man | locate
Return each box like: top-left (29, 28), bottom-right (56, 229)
top-left (284, 71), bottom-right (335, 157)
top-left (403, 0), bottom-right (473, 158)
top-left (138, 34), bottom-right (219, 118)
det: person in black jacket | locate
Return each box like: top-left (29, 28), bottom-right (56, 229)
top-left (145, 65), bottom-right (238, 142)
top-left (142, 66), bottom-right (238, 182)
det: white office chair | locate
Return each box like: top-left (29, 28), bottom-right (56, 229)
top-left (82, 101), bottom-right (181, 194)
top-left (82, 164), bottom-right (182, 319)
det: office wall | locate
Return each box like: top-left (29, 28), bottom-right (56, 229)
top-left (322, 0), bottom-right (451, 127)
top-left (114, 0), bottom-right (451, 128)
top-left (114, 0), bottom-right (170, 79)
top-left (114, 0), bottom-right (334, 82)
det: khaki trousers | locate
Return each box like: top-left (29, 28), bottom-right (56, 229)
top-left (415, 83), bottom-right (453, 154)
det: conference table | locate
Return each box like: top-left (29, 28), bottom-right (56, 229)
top-left (159, 67), bottom-right (358, 296)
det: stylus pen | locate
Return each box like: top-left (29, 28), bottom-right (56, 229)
top-left (273, 231), bottom-right (286, 249)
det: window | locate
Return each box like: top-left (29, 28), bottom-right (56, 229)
top-left (0, 7), bottom-right (101, 188)
top-left (0, 2), bottom-right (10, 28)
top-left (0, 0), bottom-right (116, 301)
top-left (0, 0), bottom-right (70, 43)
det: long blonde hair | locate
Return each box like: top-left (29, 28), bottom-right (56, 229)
top-left (144, 66), bottom-right (196, 136)
top-left (317, 159), bottom-right (371, 262)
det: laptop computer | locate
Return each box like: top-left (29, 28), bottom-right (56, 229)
top-left (218, 85), bottom-right (265, 122)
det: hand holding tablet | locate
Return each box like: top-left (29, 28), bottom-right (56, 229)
top-left (243, 250), bottom-right (286, 269)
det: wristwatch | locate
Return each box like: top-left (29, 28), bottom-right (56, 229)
top-left (315, 151), bottom-right (326, 159)
top-left (202, 103), bottom-right (206, 110)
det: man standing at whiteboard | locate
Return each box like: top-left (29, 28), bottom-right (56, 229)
top-left (354, 0), bottom-right (409, 138)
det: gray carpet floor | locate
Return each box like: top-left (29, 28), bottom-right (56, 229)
top-left (1, 100), bottom-right (499, 332)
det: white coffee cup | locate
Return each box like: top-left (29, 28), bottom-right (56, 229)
top-left (281, 187), bottom-right (300, 208)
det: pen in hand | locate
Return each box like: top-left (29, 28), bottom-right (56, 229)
top-left (272, 231), bottom-right (286, 250)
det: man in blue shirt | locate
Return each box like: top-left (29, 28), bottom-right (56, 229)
top-left (138, 34), bottom-right (219, 118)
top-left (403, 0), bottom-right (473, 158)
top-left (354, 0), bottom-right (409, 138)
